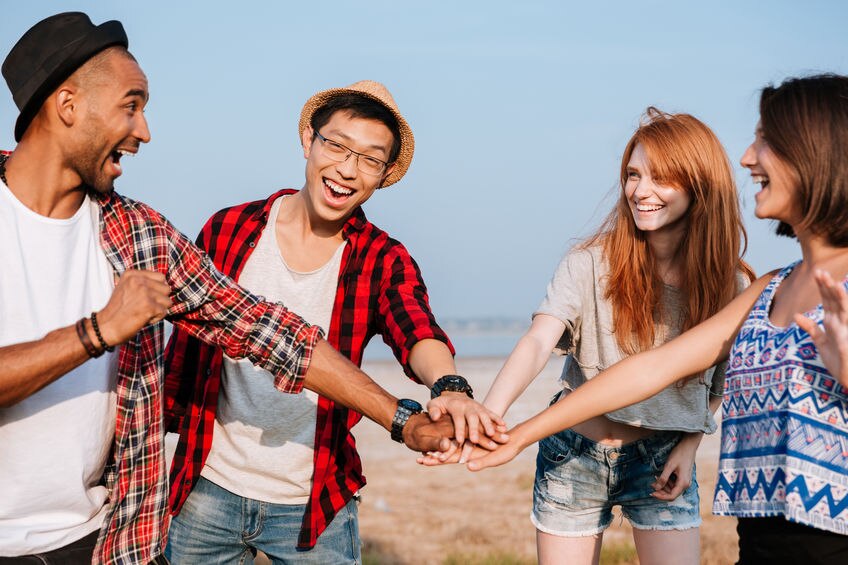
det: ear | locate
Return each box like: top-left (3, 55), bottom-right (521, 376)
top-left (301, 126), bottom-right (314, 159)
top-left (54, 85), bottom-right (79, 128)
top-left (379, 162), bottom-right (397, 187)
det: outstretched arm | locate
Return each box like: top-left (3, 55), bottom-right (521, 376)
top-left (467, 273), bottom-right (772, 471)
top-left (795, 269), bottom-right (848, 386)
top-left (303, 339), bottom-right (453, 453)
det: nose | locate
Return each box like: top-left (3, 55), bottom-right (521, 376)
top-left (336, 153), bottom-right (359, 179)
top-left (134, 112), bottom-right (151, 144)
top-left (739, 143), bottom-right (756, 169)
top-left (632, 177), bottom-right (654, 200)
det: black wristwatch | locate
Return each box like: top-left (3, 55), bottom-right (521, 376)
top-left (430, 374), bottom-right (474, 399)
top-left (390, 398), bottom-right (424, 443)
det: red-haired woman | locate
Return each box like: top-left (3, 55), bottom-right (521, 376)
top-left (431, 108), bottom-right (753, 564)
top-left (468, 75), bottom-right (848, 564)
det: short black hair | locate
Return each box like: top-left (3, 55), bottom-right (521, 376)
top-left (310, 93), bottom-right (401, 163)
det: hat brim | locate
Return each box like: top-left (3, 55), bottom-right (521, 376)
top-left (298, 88), bottom-right (414, 188)
top-left (14, 20), bottom-right (127, 141)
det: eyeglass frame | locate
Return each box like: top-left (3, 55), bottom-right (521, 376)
top-left (313, 130), bottom-right (392, 176)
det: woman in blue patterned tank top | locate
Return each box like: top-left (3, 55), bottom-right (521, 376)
top-left (467, 75), bottom-right (848, 564)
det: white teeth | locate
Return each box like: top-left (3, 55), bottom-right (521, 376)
top-left (116, 149), bottom-right (134, 157)
top-left (636, 203), bottom-right (664, 212)
top-left (325, 179), bottom-right (353, 195)
top-left (751, 174), bottom-right (768, 186)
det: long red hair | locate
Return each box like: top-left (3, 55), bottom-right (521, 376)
top-left (582, 108), bottom-right (754, 354)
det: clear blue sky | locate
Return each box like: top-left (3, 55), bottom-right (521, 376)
top-left (2, 1), bottom-right (846, 320)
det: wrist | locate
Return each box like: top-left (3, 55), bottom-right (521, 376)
top-left (391, 398), bottom-right (424, 443)
top-left (430, 374), bottom-right (473, 399)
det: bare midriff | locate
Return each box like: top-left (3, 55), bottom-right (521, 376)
top-left (561, 390), bottom-right (658, 447)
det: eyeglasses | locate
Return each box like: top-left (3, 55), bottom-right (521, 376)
top-left (314, 131), bottom-right (390, 176)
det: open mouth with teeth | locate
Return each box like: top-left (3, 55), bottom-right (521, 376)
top-left (323, 178), bottom-right (355, 203)
top-left (752, 174), bottom-right (770, 190)
top-left (109, 148), bottom-right (135, 176)
top-left (635, 203), bottom-right (665, 213)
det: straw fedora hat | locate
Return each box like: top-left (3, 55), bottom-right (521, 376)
top-left (298, 80), bottom-right (413, 188)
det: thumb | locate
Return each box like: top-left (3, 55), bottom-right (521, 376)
top-left (653, 466), bottom-right (674, 491)
top-left (795, 313), bottom-right (820, 340)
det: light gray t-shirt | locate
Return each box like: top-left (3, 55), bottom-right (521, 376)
top-left (535, 244), bottom-right (745, 433)
top-left (201, 197), bottom-right (346, 504)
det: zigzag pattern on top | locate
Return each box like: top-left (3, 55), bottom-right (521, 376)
top-left (715, 261), bottom-right (848, 534)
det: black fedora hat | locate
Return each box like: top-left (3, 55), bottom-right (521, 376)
top-left (2, 12), bottom-right (128, 141)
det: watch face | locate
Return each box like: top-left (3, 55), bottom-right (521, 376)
top-left (397, 398), bottom-right (423, 413)
top-left (443, 376), bottom-right (465, 387)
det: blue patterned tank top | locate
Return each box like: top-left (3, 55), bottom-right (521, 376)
top-left (714, 261), bottom-right (848, 533)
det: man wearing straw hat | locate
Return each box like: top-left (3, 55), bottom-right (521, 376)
top-left (0, 13), bottom-right (464, 565)
top-left (163, 81), bottom-right (506, 562)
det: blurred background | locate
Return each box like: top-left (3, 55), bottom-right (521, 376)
top-left (2, 1), bottom-right (846, 359)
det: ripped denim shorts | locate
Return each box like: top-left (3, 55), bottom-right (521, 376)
top-left (532, 417), bottom-right (701, 536)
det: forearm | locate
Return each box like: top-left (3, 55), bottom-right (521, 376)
top-left (484, 332), bottom-right (553, 417)
top-left (0, 324), bottom-right (91, 407)
top-left (408, 339), bottom-right (456, 387)
top-left (301, 339), bottom-right (398, 431)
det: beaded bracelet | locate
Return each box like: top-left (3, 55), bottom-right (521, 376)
top-left (90, 311), bottom-right (114, 352)
top-left (75, 318), bottom-right (102, 358)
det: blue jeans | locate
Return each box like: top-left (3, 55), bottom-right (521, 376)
top-left (166, 477), bottom-right (361, 564)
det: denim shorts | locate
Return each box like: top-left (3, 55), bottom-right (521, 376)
top-left (532, 426), bottom-right (701, 536)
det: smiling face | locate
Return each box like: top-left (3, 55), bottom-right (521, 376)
top-left (301, 110), bottom-right (395, 226)
top-left (623, 143), bottom-right (692, 235)
top-left (740, 123), bottom-right (801, 226)
top-left (68, 50), bottom-right (150, 194)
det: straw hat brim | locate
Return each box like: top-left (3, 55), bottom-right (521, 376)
top-left (298, 86), bottom-right (413, 188)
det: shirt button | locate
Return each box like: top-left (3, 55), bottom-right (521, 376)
top-left (205, 369), bottom-right (212, 376)
top-left (248, 241), bottom-right (256, 248)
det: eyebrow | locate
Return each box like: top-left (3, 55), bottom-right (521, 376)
top-left (329, 130), bottom-right (390, 156)
top-left (125, 88), bottom-right (149, 102)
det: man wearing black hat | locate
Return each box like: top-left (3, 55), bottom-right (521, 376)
top-left (0, 13), bottom-right (458, 565)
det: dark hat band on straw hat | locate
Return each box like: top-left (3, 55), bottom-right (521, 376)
top-left (299, 80), bottom-right (414, 188)
top-left (2, 12), bottom-right (128, 141)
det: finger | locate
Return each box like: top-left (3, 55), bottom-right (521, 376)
top-left (652, 465), bottom-right (675, 492)
top-left (428, 405), bottom-right (443, 421)
top-left (466, 450), bottom-right (502, 471)
top-left (458, 442), bottom-right (475, 465)
top-left (438, 439), bottom-right (460, 462)
top-left (477, 412), bottom-right (497, 438)
top-left (465, 414), bottom-right (479, 444)
top-left (451, 412), bottom-right (467, 445)
top-left (795, 313), bottom-right (821, 341)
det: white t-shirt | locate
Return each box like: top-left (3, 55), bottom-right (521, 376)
top-left (0, 181), bottom-right (117, 556)
top-left (201, 197), bottom-right (345, 504)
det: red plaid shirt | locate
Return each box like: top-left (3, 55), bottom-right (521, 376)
top-left (163, 189), bottom-right (453, 548)
top-left (0, 150), bottom-right (321, 564)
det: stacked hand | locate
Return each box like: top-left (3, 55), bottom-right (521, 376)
top-left (405, 394), bottom-right (510, 460)
top-left (417, 424), bottom-right (527, 471)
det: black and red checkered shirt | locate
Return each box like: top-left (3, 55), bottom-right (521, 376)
top-left (163, 189), bottom-right (453, 548)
